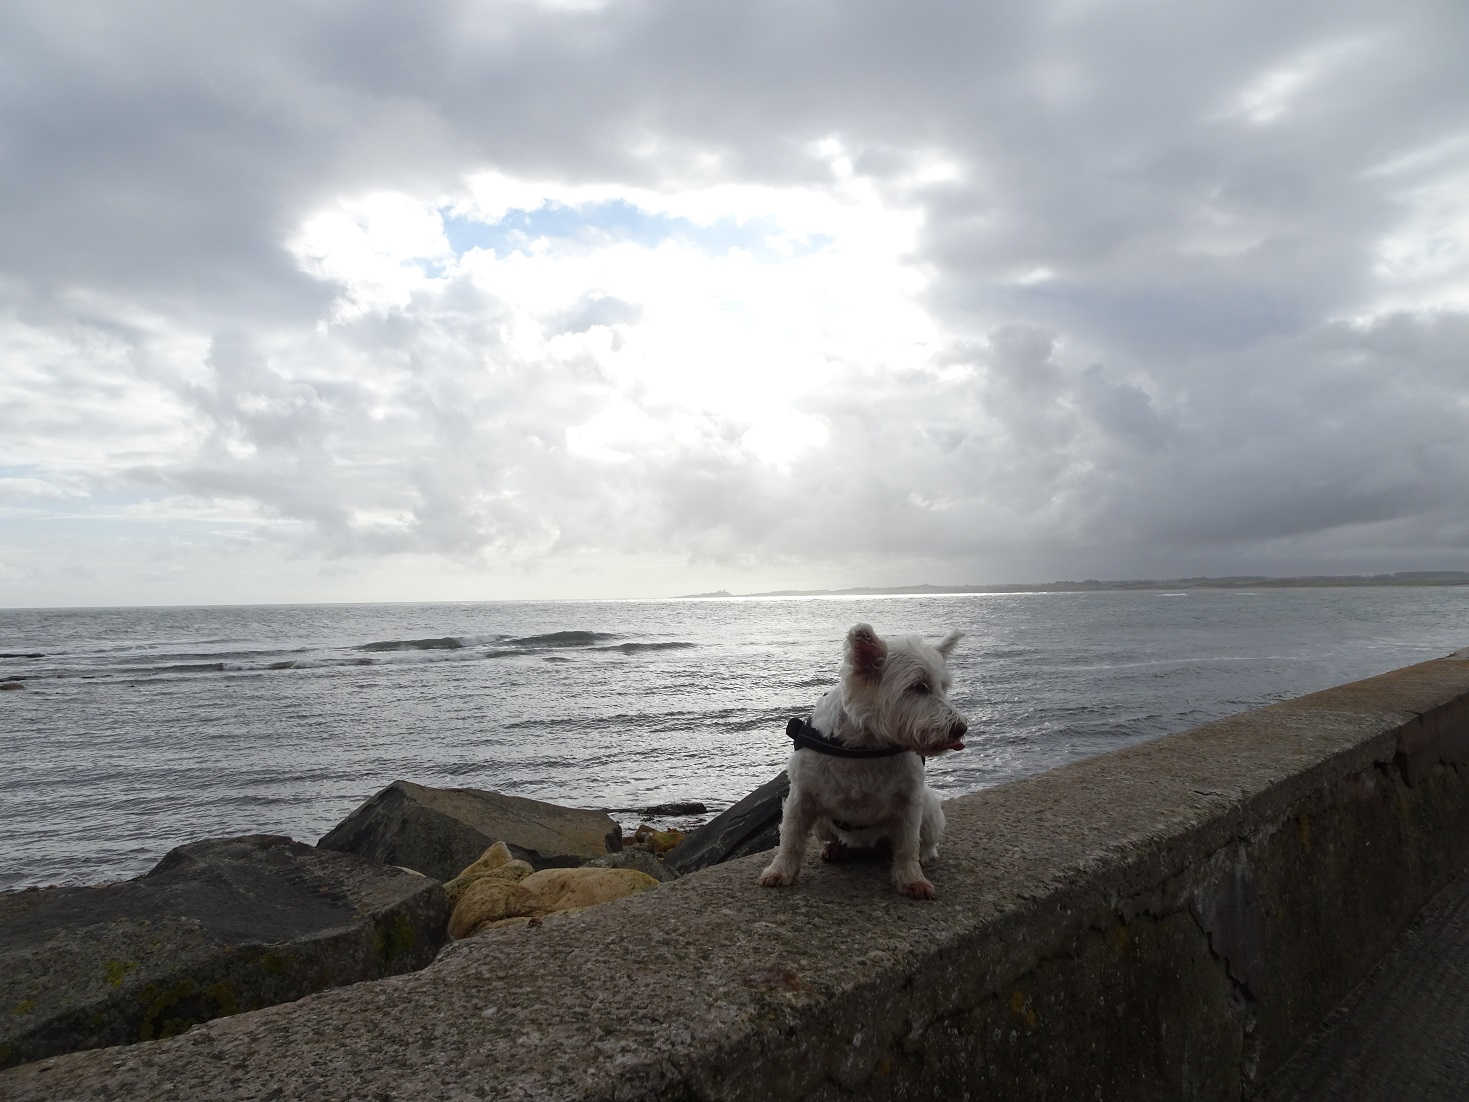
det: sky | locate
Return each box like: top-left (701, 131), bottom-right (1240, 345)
top-left (2, 1), bottom-right (1467, 607)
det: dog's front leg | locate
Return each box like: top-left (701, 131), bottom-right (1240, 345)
top-left (758, 788), bottom-right (817, 887)
top-left (918, 789), bottom-right (946, 865)
top-left (892, 801), bottom-right (936, 900)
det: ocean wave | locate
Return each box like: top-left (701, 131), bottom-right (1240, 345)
top-left (478, 649), bottom-right (528, 660)
top-left (507, 630), bottom-right (619, 648)
top-left (358, 636), bottom-right (465, 652)
top-left (592, 641), bottom-right (697, 654)
top-left (716, 714), bottom-right (790, 734)
top-left (980, 647), bottom-right (1038, 660)
top-left (212, 792), bottom-right (317, 809)
top-left (128, 654), bottom-right (385, 674)
top-left (124, 647), bottom-right (309, 665)
top-left (268, 656), bottom-right (377, 670)
top-left (501, 714), bottom-right (612, 731)
top-left (501, 709), bottom-right (687, 731)
top-left (788, 675), bottom-right (835, 689)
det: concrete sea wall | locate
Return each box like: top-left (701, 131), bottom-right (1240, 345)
top-left (5, 649), bottom-right (1469, 1100)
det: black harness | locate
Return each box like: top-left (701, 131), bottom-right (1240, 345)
top-left (785, 716), bottom-right (913, 759)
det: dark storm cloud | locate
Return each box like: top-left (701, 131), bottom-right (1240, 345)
top-left (2, 0), bottom-right (1467, 600)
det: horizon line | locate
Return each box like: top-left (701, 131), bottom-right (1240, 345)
top-left (4, 570), bottom-right (1467, 613)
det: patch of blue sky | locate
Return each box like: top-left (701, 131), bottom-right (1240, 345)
top-left (441, 200), bottom-right (831, 260)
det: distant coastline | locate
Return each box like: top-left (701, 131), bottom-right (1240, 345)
top-left (675, 571), bottom-right (1469, 599)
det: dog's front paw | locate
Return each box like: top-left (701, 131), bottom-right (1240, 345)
top-left (898, 877), bottom-right (937, 900)
top-left (758, 863), bottom-right (797, 887)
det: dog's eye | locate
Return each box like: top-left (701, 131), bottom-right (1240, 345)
top-left (910, 682), bottom-right (930, 695)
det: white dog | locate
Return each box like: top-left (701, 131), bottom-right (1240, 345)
top-left (758, 623), bottom-right (967, 899)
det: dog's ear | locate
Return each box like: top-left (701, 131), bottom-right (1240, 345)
top-left (846, 623), bottom-right (887, 681)
top-left (936, 630), bottom-right (963, 659)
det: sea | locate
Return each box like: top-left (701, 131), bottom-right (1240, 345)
top-left (2, 587), bottom-right (1466, 891)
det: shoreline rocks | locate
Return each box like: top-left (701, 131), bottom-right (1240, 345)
top-left (1, 780), bottom-right (766, 1072)
top-left (664, 771), bottom-right (789, 875)
top-left (609, 800), bottom-right (709, 817)
top-left (317, 780), bottom-right (622, 881)
top-left (0, 835), bottom-right (447, 1070)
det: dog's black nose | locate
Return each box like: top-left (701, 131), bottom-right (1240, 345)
top-left (950, 718), bottom-right (968, 738)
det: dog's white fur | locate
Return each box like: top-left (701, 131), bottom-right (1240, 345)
top-left (758, 623), bottom-right (968, 899)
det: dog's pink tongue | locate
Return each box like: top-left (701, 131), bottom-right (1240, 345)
top-left (946, 739), bottom-right (965, 751)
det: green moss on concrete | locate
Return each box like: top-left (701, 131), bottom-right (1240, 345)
top-left (138, 979), bottom-right (239, 1043)
top-left (375, 912), bottom-right (418, 965)
top-left (259, 951), bottom-right (289, 976)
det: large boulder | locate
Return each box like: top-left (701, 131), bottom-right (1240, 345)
top-left (0, 835), bottom-right (447, 1070)
top-left (318, 781), bottom-right (621, 881)
top-left (663, 771), bottom-right (790, 876)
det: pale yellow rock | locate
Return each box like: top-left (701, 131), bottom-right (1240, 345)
top-left (518, 867), bottom-right (658, 913)
top-left (448, 877), bottom-right (540, 939)
top-left (451, 863), bottom-right (659, 939)
top-left (443, 842), bottom-right (534, 909)
top-left (460, 840), bottom-right (514, 877)
top-left (646, 829), bottom-right (684, 855)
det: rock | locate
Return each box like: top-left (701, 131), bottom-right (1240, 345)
top-left (483, 915), bottom-right (539, 931)
top-left (0, 835), bottom-right (447, 1070)
top-left (449, 865), bottom-right (658, 939)
top-left (317, 781), bottom-right (621, 881)
top-left (448, 878), bottom-right (537, 938)
top-left (448, 840), bottom-right (515, 882)
top-left (0, 681), bottom-right (24, 691)
top-left (663, 771), bottom-right (790, 876)
top-left (518, 867), bottom-right (657, 913)
top-left (632, 824), bottom-right (686, 854)
top-left (640, 801), bottom-right (708, 816)
top-left (442, 842), bottom-right (533, 909)
top-left (586, 849), bottom-right (677, 882)
top-left (608, 800), bottom-right (708, 818)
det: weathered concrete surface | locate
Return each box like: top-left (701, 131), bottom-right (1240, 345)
top-left (0, 835), bottom-right (447, 1070)
top-left (4, 652), bottom-right (1468, 1100)
top-left (317, 780), bottom-right (622, 879)
top-left (1259, 858), bottom-right (1469, 1101)
top-left (663, 769), bottom-right (788, 875)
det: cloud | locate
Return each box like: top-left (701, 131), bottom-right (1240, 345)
top-left (2, 0), bottom-right (1466, 603)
